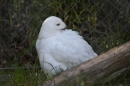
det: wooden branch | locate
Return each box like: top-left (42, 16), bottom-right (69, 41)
top-left (41, 41), bottom-right (130, 86)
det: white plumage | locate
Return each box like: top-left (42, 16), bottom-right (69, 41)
top-left (36, 16), bottom-right (97, 75)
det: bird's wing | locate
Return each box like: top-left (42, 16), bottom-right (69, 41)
top-left (50, 30), bottom-right (97, 67)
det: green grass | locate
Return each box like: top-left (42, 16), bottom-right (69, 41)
top-left (0, 67), bottom-right (130, 86)
top-left (0, 65), bottom-right (46, 86)
top-left (99, 69), bottom-right (130, 86)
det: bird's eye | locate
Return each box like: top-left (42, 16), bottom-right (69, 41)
top-left (56, 23), bottom-right (60, 26)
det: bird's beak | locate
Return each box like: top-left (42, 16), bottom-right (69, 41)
top-left (62, 26), bottom-right (68, 30)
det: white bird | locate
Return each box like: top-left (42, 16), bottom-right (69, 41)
top-left (36, 16), bottom-right (97, 75)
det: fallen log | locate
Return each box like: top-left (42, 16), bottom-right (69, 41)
top-left (41, 41), bottom-right (130, 86)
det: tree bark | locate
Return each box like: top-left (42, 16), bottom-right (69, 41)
top-left (41, 41), bottom-right (130, 86)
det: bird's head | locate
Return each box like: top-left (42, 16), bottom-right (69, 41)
top-left (41, 16), bottom-right (67, 32)
top-left (38, 16), bottom-right (67, 39)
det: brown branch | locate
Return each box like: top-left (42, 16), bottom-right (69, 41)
top-left (40, 41), bottom-right (130, 86)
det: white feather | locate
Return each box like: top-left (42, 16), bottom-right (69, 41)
top-left (36, 16), bottom-right (97, 75)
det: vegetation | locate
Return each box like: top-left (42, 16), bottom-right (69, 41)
top-left (0, 0), bottom-right (130, 85)
top-left (0, 65), bottom-right (46, 86)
